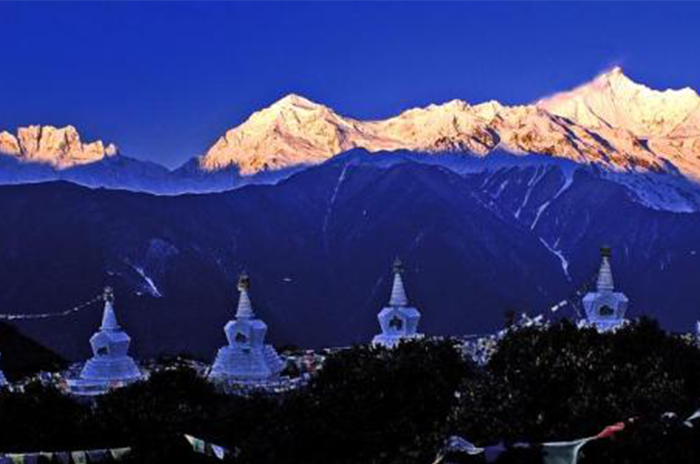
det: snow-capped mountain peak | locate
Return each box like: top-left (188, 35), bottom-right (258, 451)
top-left (244, 93), bottom-right (345, 132)
top-left (268, 93), bottom-right (324, 110)
top-left (196, 70), bottom-right (700, 184)
top-left (200, 94), bottom-right (380, 174)
top-left (0, 125), bottom-right (118, 169)
top-left (596, 66), bottom-right (637, 88)
top-left (4, 71), bottom-right (700, 210)
top-left (538, 67), bottom-right (700, 138)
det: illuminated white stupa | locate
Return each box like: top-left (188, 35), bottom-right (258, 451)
top-left (209, 273), bottom-right (285, 383)
top-left (581, 247), bottom-right (629, 332)
top-left (372, 258), bottom-right (423, 348)
top-left (70, 287), bottom-right (142, 394)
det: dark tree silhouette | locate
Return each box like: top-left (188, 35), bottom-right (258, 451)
top-left (0, 321), bottom-right (699, 463)
top-left (450, 319), bottom-right (700, 463)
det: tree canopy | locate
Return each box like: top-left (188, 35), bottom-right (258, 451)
top-left (0, 321), bottom-right (699, 463)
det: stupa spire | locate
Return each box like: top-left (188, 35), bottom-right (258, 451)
top-left (69, 287), bottom-right (142, 394)
top-left (596, 246), bottom-right (615, 292)
top-left (209, 273), bottom-right (285, 384)
top-left (389, 257), bottom-right (408, 307)
top-left (581, 245), bottom-right (629, 332)
top-left (372, 258), bottom-right (423, 348)
top-left (100, 287), bottom-right (120, 331)
top-left (235, 272), bottom-right (255, 319)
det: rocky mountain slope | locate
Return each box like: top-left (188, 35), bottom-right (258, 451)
top-left (0, 322), bottom-right (66, 380)
top-left (2, 152), bottom-right (700, 359)
top-left (0, 156), bottom-right (569, 359)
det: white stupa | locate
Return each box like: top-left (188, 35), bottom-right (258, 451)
top-left (69, 287), bottom-right (143, 395)
top-left (581, 247), bottom-right (629, 332)
top-left (209, 273), bottom-right (285, 384)
top-left (372, 258), bottom-right (423, 348)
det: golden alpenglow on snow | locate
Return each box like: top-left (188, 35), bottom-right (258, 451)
top-left (198, 68), bottom-right (700, 180)
top-left (0, 125), bottom-right (118, 169)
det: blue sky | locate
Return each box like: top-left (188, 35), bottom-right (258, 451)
top-left (1, 2), bottom-right (699, 168)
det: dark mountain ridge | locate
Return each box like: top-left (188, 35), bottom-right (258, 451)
top-left (0, 322), bottom-right (66, 380)
top-left (0, 152), bottom-right (698, 360)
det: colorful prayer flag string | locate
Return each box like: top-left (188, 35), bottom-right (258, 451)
top-left (184, 434), bottom-right (238, 461)
top-left (0, 447), bottom-right (130, 464)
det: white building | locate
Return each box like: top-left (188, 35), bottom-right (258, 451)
top-left (581, 247), bottom-right (629, 332)
top-left (69, 287), bottom-right (143, 395)
top-left (209, 273), bottom-right (285, 384)
top-left (372, 258), bottom-right (423, 348)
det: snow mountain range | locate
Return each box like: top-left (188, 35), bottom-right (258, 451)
top-left (2, 68), bottom-right (700, 209)
top-left (202, 68), bottom-right (700, 176)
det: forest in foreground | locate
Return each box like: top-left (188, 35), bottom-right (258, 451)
top-left (1, 319), bottom-right (700, 464)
